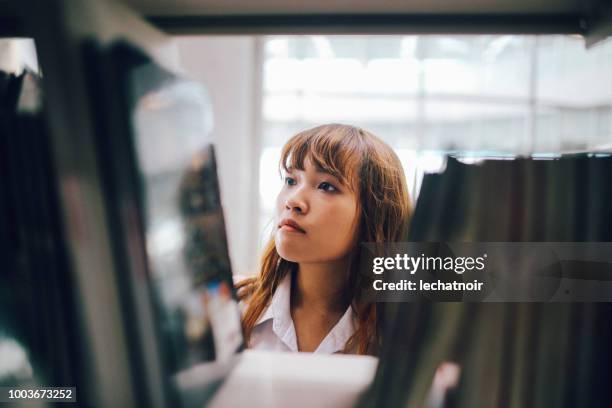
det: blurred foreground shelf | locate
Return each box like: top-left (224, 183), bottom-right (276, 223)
top-left (203, 350), bottom-right (377, 408)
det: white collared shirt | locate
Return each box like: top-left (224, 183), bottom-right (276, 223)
top-left (247, 273), bottom-right (357, 354)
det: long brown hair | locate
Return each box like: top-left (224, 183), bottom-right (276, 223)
top-left (242, 124), bottom-right (411, 354)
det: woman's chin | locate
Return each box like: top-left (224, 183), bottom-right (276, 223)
top-left (276, 246), bottom-right (302, 263)
top-left (275, 238), bottom-right (306, 263)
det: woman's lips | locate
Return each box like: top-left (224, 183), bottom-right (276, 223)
top-left (279, 224), bottom-right (305, 233)
top-left (278, 218), bottom-right (306, 233)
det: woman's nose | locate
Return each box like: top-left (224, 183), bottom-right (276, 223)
top-left (285, 189), bottom-right (308, 214)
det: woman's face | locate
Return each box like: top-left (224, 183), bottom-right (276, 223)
top-left (275, 158), bottom-right (360, 263)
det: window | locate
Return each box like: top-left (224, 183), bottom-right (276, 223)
top-left (258, 35), bottom-right (612, 242)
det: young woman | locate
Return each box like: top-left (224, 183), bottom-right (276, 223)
top-left (237, 124), bottom-right (411, 355)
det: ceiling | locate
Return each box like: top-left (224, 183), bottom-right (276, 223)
top-left (118, 0), bottom-right (611, 44)
top-left (2, 0), bottom-right (611, 44)
top-left (121, 0), bottom-right (586, 16)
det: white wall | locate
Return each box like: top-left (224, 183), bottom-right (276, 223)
top-left (176, 36), bottom-right (261, 278)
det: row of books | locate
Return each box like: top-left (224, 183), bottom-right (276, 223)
top-left (0, 70), bottom-right (81, 388)
top-left (361, 155), bottom-right (612, 407)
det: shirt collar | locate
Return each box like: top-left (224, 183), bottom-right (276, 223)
top-left (255, 272), bottom-right (291, 325)
top-left (254, 271), bottom-right (357, 354)
top-left (315, 304), bottom-right (357, 354)
top-left (256, 272), bottom-right (298, 351)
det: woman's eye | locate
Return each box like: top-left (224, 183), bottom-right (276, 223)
top-left (285, 177), bottom-right (297, 186)
top-left (318, 182), bottom-right (337, 192)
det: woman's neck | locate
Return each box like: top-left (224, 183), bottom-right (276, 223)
top-left (291, 258), bottom-right (351, 314)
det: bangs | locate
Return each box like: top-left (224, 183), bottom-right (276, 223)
top-left (280, 124), bottom-right (366, 191)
